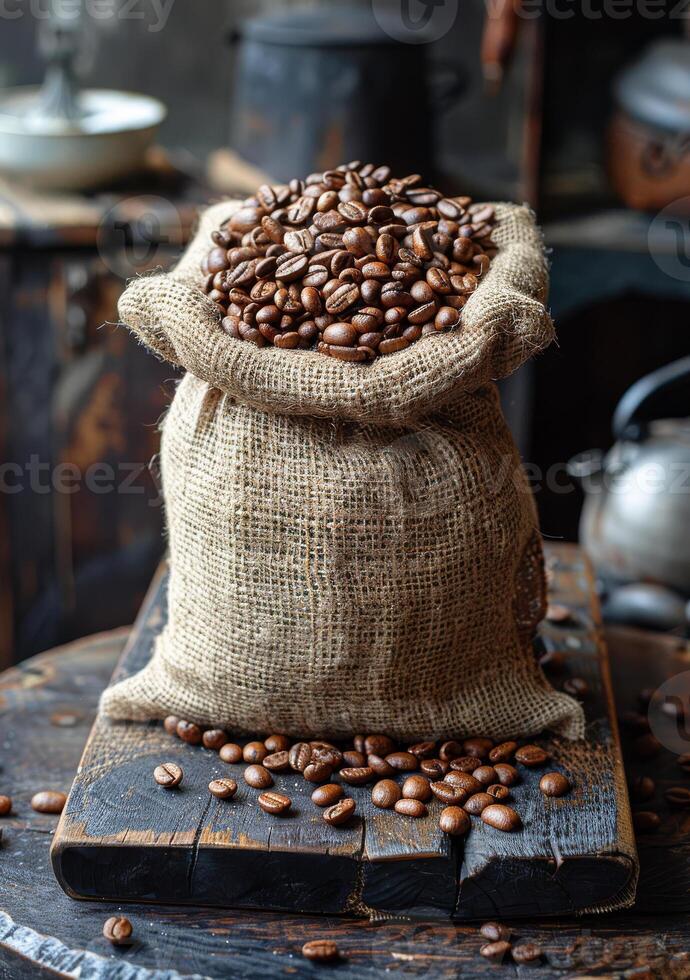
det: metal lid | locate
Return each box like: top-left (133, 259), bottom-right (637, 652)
top-left (614, 39), bottom-right (690, 133)
top-left (237, 4), bottom-right (434, 46)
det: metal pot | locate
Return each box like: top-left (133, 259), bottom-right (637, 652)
top-left (229, 4), bottom-right (465, 182)
top-left (569, 356), bottom-right (690, 629)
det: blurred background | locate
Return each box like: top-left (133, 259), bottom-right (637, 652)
top-left (0, 0), bottom-right (689, 665)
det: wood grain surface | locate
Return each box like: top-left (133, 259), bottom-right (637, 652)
top-left (0, 604), bottom-right (688, 977)
top-left (50, 544), bottom-right (637, 919)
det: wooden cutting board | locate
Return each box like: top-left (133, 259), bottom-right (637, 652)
top-left (50, 543), bottom-right (638, 919)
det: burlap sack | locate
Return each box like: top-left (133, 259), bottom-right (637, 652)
top-left (100, 200), bottom-right (584, 741)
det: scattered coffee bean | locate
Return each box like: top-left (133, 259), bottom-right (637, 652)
top-left (364, 734), bottom-right (396, 756)
top-left (488, 742), bottom-right (517, 763)
top-left (481, 804), bottom-right (522, 831)
top-left (258, 791), bottom-right (292, 815)
top-left (431, 781), bottom-right (469, 806)
top-left (243, 741), bottom-right (268, 764)
top-left (443, 771), bottom-right (482, 795)
top-left (421, 758), bottom-right (449, 779)
top-left (463, 737), bottom-right (493, 759)
top-left (472, 765), bottom-right (498, 786)
top-left (243, 765), bottom-right (273, 789)
top-left (289, 742), bottom-right (312, 772)
top-left (402, 775), bottom-right (432, 802)
top-left (163, 715), bottom-right (180, 736)
top-left (312, 784), bottom-right (344, 807)
top-left (480, 940), bottom-right (511, 962)
top-left (371, 779), bottom-right (402, 809)
top-left (394, 798), bottom-right (427, 818)
top-left (665, 786), bottom-right (690, 809)
top-left (176, 720), bottom-right (202, 745)
top-left (323, 797), bottom-right (356, 826)
top-left (512, 942), bottom-right (542, 963)
top-left (515, 745), bottom-right (549, 767)
top-left (31, 790), bottom-right (67, 814)
top-left (263, 750), bottom-right (291, 772)
top-left (633, 811), bottom-right (661, 833)
top-left (0, 796), bottom-right (11, 816)
top-left (202, 729), bottom-right (228, 751)
top-left (303, 761), bottom-right (333, 783)
top-left (634, 734), bottom-right (662, 760)
top-left (154, 763), bottom-right (183, 788)
top-left (103, 916), bottom-right (132, 946)
top-left (368, 754), bottom-right (396, 777)
top-left (450, 756), bottom-right (481, 774)
top-left (479, 922), bottom-right (511, 942)
top-left (209, 777), bottom-right (237, 799)
top-left (464, 792), bottom-right (495, 815)
top-left (439, 740), bottom-right (464, 761)
top-left (342, 750), bottom-right (367, 768)
top-left (385, 751), bottom-right (418, 772)
top-left (487, 784), bottom-right (511, 800)
top-left (493, 763), bottom-right (520, 786)
top-left (539, 772), bottom-right (571, 797)
top-left (340, 766), bottom-right (375, 786)
top-left (439, 806), bottom-right (471, 836)
top-left (219, 742), bottom-right (243, 764)
top-left (302, 939), bottom-right (340, 962)
top-left (408, 741), bottom-right (437, 759)
top-left (630, 776), bottom-right (655, 803)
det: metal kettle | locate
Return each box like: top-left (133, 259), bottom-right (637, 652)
top-left (569, 356), bottom-right (690, 629)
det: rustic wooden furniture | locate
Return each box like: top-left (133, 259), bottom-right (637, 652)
top-left (0, 576), bottom-right (689, 975)
top-left (48, 544), bottom-right (637, 920)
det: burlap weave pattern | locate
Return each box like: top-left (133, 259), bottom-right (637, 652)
top-left (100, 201), bottom-right (584, 740)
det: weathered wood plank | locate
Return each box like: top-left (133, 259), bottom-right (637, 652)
top-left (50, 543), bottom-right (637, 919)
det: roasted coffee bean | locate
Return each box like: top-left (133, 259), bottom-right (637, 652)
top-left (289, 742), bottom-right (312, 772)
top-left (630, 775), bottom-right (655, 802)
top-left (103, 916), bottom-right (132, 946)
top-left (303, 761), bottom-right (333, 783)
top-left (209, 777), bottom-right (237, 799)
top-left (323, 321), bottom-right (358, 346)
top-left (464, 792), bottom-right (494, 815)
top-left (342, 750), bottom-right (367, 768)
top-left (472, 765), bottom-right (498, 786)
top-left (444, 771), bottom-right (482, 794)
top-left (0, 795), bottom-right (11, 816)
top-left (402, 775), bottom-right (432, 802)
top-left (488, 741), bottom-right (517, 764)
top-left (665, 786), bottom-right (690, 808)
top-left (540, 772), bottom-right (571, 797)
top-left (493, 763), bottom-right (520, 786)
top-left (634, 734), bottom-right (662, 760)
top-left (486, 784), bottom-right (511, 800)
top-left (463, 737), bottom-right (493, 759)
top-left (323, 797), bottom-right (356, 826)
top-left (176, 720), bottom-right (202, 745)
top-left (633, 810), bottom-right (661, 833)
top-left (421, 758), bottom-right (449, 779)
top-left (340, 767), bottom-right (375, 786)
top-left (481, 803), bottom-right (522, 831)
top-left (312, 783), bottom-right (344, 807)
top-left (258, 791), bottom-right (292, 815)
top-left (444, 770), bottom-right (471, 790)
top-left (163, 715), bottom-right (180, 736)
top-left (394, 798), bottom-right (427, 818)
top-left (365, 738), bottom-right (397, 760)
top-left (325, 283), bottom-right (360, 315)
top-left (479, 921), bottom-right (511, 942)
top-left (515, 745), bottom-right (549, 767)
top-left (302, 939), bottom-right (340, 962)
top-left (244, 765), bottom-right (273, 789)
top-left (264, 734), bottom-right (290, 753)
top-left (202, 729), bottom-right (228, 751)
top-left (480, 940), bottom-right (511, 962)
top-left (31, 790), bottom-right (67, 814)
top-left (243, 741), bottom-right (268, 764)
top-left (407, 741), bottom-right (437, 760)
top-left (512, 943), bottom-right (542, 964)
top-left (154, 762), bottom-right (183, 788)
top-left (371, 779), bottom-right (402, 809)
top-left (450, 756), bottom-right (481, 774)
top-left (368, 754), bottom-right (397, 778)
top-left (439, 805), bottom-right (471, 836)
top-left (385, 751), bottom-right (418, 772)
top-left (219, 742), bottom-right (243, 764)
top-left (263, 751), bottom-right (291, 772)
top-left (431, 781), bottom-right (468, 806)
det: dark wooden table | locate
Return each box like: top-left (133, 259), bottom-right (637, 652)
top-left (0, 629), bottom-right (689, 979)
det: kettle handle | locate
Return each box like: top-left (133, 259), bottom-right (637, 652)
top-left (613, 355), bottom-right (690, 442)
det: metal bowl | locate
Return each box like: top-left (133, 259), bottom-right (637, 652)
top-left (0, 87), bottom-right (166, 191)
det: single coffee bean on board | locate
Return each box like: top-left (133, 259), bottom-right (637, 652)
top-left (31, 790), bottom-right (67, 814)
top-left (103, 916), bottom-right (133, 946)
top-left (202, 164), bottom-right (497, 361)
top-left (154, 763), bottom-right (183, 788)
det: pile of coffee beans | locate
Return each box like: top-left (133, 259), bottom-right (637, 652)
top-left (201, 162), bottom-right (496, 361)
top-left (158, 717), bottom-right (573, 838)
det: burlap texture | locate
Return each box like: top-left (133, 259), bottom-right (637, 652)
top-left (100, 200), bottom-right (584, 740)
